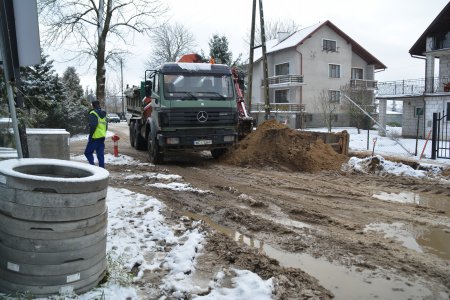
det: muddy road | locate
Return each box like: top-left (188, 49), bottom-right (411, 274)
top-left (72, 123), bottom-right (450, 299)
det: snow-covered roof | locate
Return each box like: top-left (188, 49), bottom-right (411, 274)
top-left (254, 20), bottom-right (386, 70)
top-left (253, 23), bottom-right (321, 62)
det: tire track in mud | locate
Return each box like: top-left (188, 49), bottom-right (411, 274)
top-left (71, 126), bottom-right (450, 298)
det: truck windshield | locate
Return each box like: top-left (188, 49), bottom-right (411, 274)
top-left (163, 74), bottom-right (234, 100)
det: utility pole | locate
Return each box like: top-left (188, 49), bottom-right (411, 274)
top-left (248, 0), bottom-right (270, 120)
top-left (247, 0), bottom-right (256, 111)
top-left (259, 0), bottom-right (270, 120)
top-left (120, 58), bottom-right (124, 118)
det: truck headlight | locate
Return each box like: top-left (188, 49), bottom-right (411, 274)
top-left (166, 137), bottom-right (180, 144)
top-left (224, 135), bottom-right (235, 142)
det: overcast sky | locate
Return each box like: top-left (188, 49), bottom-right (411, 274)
top-left (47, 0), bottom-right (449, 91)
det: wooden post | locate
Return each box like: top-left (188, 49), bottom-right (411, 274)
top-left (259, 0), bottom-right (270, 120)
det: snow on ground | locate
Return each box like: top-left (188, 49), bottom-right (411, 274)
top-left (0, 127), bottom-right (447, 299)
top-left (0, 186), bottom-right (272, 300)
top-left (343, 155), bottom-right (428, 178)
top-left (306, 126), bottom-right (449, 166)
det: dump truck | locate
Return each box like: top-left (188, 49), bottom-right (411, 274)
top-left (125, 54), bottom-right (253, 164)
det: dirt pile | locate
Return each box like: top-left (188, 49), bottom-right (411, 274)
top-left (223, 120), bottom-right (348, 172)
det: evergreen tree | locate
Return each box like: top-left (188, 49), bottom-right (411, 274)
top-left (62, 67), bottom-right (84, 101)
top-left (209, 34), bottom-right (232, 65)
top-left (0, 68), bottom-right (7, 116)
top-left (19, 53), bottom-right (63, 127)
top-left (61, 67), bottom-right (89, 135)
top-left (19, 53), bottom-right (60, 126)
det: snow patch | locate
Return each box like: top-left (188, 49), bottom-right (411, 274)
top-left (343, 155), bottom-right (427, 178)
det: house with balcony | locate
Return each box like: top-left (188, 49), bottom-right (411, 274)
top-left (377, 1), bottom-right (450, 139)
top-left (250, 20), bottom-right (386, 128)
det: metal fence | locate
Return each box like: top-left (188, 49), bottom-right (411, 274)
top-left (377, 76), bottom-right (450, 96)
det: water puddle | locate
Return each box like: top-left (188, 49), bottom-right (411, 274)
top-left (372, 191), bottom-right (450, 214)
top-left (365, 222), bottom-right (450, 260)
top-left (371, 191), bottom-right (450, 260)
top-left (247, 209), bottom-right (311, 229)
top-left (184, 211), bottom-right (445, 299)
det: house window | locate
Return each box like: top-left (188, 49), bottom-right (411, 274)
top-left (329, 90), bottom-right (340, 103)
top-left (323, 39), bottom-right (337, 52)
top-left (275, 89), bottom-right (289, 103)
top-left (351, 68), bottom-right (364, 80)
top-left (275, 63), bottom-right (289, 76)
top-left (329, 64), bottom-right (340, 78)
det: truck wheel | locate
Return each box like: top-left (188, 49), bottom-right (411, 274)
top-left (148, 136), bottom-right (164, 164)
top-left (211, 148), bottom-right (227, 159)
top-left (129, 125), bottom-right (135, 148)
top-left (134, 128), bottom-right (147, 151)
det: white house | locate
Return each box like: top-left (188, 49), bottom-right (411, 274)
top-left (250, 20), bottom-right (386, 128)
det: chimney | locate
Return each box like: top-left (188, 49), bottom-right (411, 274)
top-left (277, 32), bottom-right (289, 43)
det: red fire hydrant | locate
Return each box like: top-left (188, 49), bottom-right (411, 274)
top-left (111, 134), bottom-right (120, 157)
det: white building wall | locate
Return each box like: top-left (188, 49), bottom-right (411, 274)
top-left (439, 54), bottom-right (450, 78)
top-left (300, 26), bottom-right (353, 116)
top-left (402, 97), bottom-right (424, 138)
top-left (251, 61), bottom-right (263, 105)
top-left (250, 23), bottom-right (378, 128)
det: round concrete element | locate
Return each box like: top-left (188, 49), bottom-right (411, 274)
top-left (0, 209), bottom-right (107, 239)
top-left (0, 158), bottom-right (109, 193)
top-left (0, 158), bottom-right (108, 296)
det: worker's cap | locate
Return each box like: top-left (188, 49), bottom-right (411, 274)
top-left (91, 100), bottom-right (100, 106)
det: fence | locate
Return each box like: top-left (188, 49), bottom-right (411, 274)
top-left (377, 76), bottom-right (450, 96)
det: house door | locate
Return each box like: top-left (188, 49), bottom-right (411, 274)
top-left (431, 112), bottom-right (450, 159)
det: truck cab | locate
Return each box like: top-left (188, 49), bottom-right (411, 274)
top-left (126, 62), bottom-right (238, 164)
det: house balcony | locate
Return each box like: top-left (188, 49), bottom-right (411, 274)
top-left (350, 79), bottom-right (377, 90)
top-left (262, 74), bottom-right (305, 88)
top-left (251, 103), bottom-right (305, 113)
top-left (377, 76), bottom-right (450, 97)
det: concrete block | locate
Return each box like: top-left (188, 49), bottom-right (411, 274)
top-left (26, 128), bottom-right (70, 160)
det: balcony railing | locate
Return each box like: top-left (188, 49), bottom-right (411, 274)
top-left (350, 79), bottom-right (377, 90)
top-left (251, 103), bottom-right (305, 112)
top-left (377, 76), bottom-right (450, 96)
top-left (262, 74), bottom-right (304, 87)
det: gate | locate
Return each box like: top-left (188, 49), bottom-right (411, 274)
top-left (431, 112), bottom-right (450, 159)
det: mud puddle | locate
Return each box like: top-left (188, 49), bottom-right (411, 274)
top-left (371, 191), bottom-right (450, 260)
top-left (184, 212), bottom-right (443, 299)
top-left (372, 191), bottom-right (450, 214)
top-left (365, 222), bottom-right (450, 260)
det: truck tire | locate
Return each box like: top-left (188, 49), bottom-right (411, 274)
top-left (129, 124), bottom-right (135, 148)
top-left (148, 136), bottom-right (164, 164)
top-left (135, 128), bottom-right (147, 150)
top-left (211, 148), bottom-right (227, 159)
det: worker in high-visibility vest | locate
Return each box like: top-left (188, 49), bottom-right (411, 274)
top-left (84, 100), bottom-right (108, 168)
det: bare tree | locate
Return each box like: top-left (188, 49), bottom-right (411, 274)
top-left (316, 90), bottom-right (339, 132)
top-left (341, 84), bottom-right (375, 133)
top-left (146, 22), bottom-right (196, 68)
top-left (245, 18), bottom-right (300, 46)
top-left (38, 0), bottom-right (167, 105)
top-left (105, 80), bottom-right (121, 113)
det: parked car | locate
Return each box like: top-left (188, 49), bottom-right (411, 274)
top-left (107, 113), bottom-right (120, 123)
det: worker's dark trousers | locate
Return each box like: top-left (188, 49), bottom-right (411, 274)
top-left (84, 137), bottom-right (105, 168)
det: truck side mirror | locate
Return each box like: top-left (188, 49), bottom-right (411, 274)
top-left (144, 81), bottom-right (152, 97)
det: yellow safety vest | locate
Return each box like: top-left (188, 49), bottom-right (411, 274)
top-left (90, 110), bottom-right (107, 139)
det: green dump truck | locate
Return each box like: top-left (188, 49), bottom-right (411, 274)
top-left (125, 59), bottom-right (251, 164)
